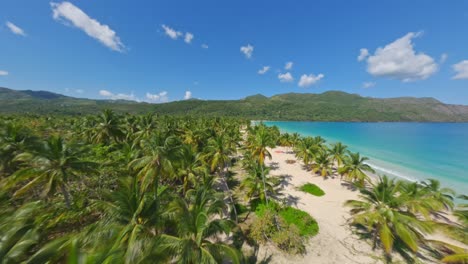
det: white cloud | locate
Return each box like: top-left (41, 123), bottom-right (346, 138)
top-left (357, 48), bottom-right (369, 61)
top-left (161, 24), bottom-right (182, 40)
top-left (298, 73), bottom-right (324, 87)
top-left (184, 32), bottom-right (194, 44)
top-left (184, 91), bottom-right (192, 100)
top-left (452, 60), bottom-right (468, 80)
top-left (75, 89), bottom-right (84, 94)
top-left (201, 44), bottom-right (208, 49)
top-left (362, 32), bottom-right (438, 82)
top-left (440, 53), bottom-right (448, 64)
top-left (362, 81), bottom-right (376, 88)
top-left (6, 21), bottom-right (26, 36)
top-left (285, 61), bottom-right (293, 70)
top-left (258, 66), bottom-right (270, 75)
top-left (51, 2), bottom-right (124, 52)
top-left (0, 70), bottom-right (9, 76)
top-left (240, 44), bottom-right (254, 59)
top-left (278, 72), bottom-right (294, 83)
top-left (99, 89), bottom-right (136, 100)
top-left (146, 91), bottom-right (168, 103)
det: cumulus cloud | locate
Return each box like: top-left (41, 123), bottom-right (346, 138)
top-left (298, 73), bottom-right (324, 87)
top-left (6, 21), bottom-right (26, 36)
top-left (361, 32), bottom-right (438, 82)
top-left (285, 61), bottom-right (293, 70)
top-left (0, 70), bottom-right (8, 76)
top-left (240, 44), bottom-right (254, 59)
top-left (75, 89), bottom-right (84, 94)
top-left (146, 91), bottom-right (169, 103)
top-left (362, 81), bottom-right (376, 88)
top-left (278, 72), bottom-right (294, 83)
top-left (184, 32), bottom-right (194, 43)
top-left (201, 44), bottom-right (208, 49)
top-left (99, 89), bottom-right (136, 100)
top-left (184, 91), bottom-right (192, 100)
top-left (161, 24), bottom-right (182, 40)
top-left (51, 2), bottom-right (124, 52)
top-left (258, 66), bottom-right (270, 75)
top-left (452, 60), bottom-right (468, 80)
top-left (357, 48), bottom-right (369, 61)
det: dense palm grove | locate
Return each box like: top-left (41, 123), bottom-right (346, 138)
top-left (0, 111), bottom-right (467, 263)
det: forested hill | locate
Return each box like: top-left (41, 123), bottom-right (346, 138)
top-left (1, 87), bottom-right (468, 122)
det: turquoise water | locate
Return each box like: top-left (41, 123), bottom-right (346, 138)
top-left (263, 121), bottom-right (468, 196)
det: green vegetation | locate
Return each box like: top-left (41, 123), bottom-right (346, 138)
top-left (345, 176), bottom-right (467, 263)
top-left (299, 183), bottom-right (325, 196)
top-left (2, 87), bottom-right (468, 121)
top-left (252, 202), bottom-right (318, 254)
top-left (0, 111), bottom-right (466, 263)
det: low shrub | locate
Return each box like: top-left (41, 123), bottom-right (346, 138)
top-left (250, 201), bottom-right (319, 254)
top-left (299, 183), bottom-right (325, 197)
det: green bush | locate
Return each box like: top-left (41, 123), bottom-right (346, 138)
top-left (299, 183), bottom-right (325, 197)
top-left (279, 206), bottom-right (319, 237)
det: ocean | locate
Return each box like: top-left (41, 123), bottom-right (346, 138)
top-left (263, 121), bottom-right (468, 196)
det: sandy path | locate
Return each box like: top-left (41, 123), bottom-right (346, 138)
top-left (255, 146), bottom-right (381, 264)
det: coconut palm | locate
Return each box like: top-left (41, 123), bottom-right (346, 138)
top-left (311, 151), bottom-right (332, 178)
top-left (239, 161), bottom-right (274, 207)
top-left (0, 122), bottom-right (38, 176)
top-left (10, 136), bottom-right (97, 208)
top-left (0, 201), bottom-right (43, 263)
top-left (345, 176), bottom-right (434, 262)
top-left (130, 134), bottom-right (182, 192)
top-left (177, 145), bottom-right (207, 195)
top-left (246, 125), bottom-right (276, 205)
top-left (204, 133), bottom-right (238, 221)
top-left (421, 179), bottom-right (455, 211)
top-left (328, 142), bottom-right (348, 167)
top-left (160, 187), bottom-right (243, 264)
top-left (338, 152), bottom-right (374, 187)
top-left (91, 109), bottom-right (125, 144)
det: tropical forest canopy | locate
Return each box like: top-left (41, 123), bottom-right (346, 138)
top-left (0, 111), bottom-right (467, 263)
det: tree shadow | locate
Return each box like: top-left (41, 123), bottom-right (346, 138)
top-left (267, 161), bottom-right (279, 171)
top-left (340, 181), bottom-right (358, 191)
top-left (277, 174), bottom-right (292, 188)
top-left (281, 194), bottom-right (300, 207)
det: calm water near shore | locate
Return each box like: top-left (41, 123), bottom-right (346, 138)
top-left (263, 121), bottom-right (468, 196)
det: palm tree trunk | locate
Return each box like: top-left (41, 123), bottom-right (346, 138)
top-left (220, 166), bottom-right (238, 223)
top-left (60, 183), bottom-right (71, 208)
top-left (261, 164), bottom-right (269, 205)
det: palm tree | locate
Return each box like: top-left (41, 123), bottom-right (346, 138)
top-left (160, 187), bottom-right (243, 264)
top-left (204, 133), bottom-right (238, 222)
top-left (91, 109), bottom-right (124, 144)
top-left (311, 151), bottom-right (332, 178)
top-left (239, 161), bottom-right (274, 208)
top-left (10, 136), bottom-right (97, 208)
top-left (338, 152), bottom-right (374, 187)
top-left (177, 145), bottom-right (207, 195)
top-left (421, 179), bottom-right (455, 211)
top-left (0, 201), bottom-right (43, 263)
top-left (0, 122), bottom-right (38, 176)
top-left (328, 142), bottom-right (348, 167)
top-left (345, 176), bottom-right (434, 262)
top-left (130, 134), bottom-right (182, 192)
top-left (246, 125), bottom-right (276, 205)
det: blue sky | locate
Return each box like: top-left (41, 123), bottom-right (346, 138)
top-left (1, 0), bottom-right (468, 104)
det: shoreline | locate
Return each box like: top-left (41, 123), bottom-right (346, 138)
top-left (260, 121), bottom-right (468, 197)
top-left (255, 146), bottom-right (466, 263)
top-left (256, 146), bottom-right (379, 264)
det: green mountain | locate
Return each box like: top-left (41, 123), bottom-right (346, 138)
top-left (1, 87), bottom-right (468, 122)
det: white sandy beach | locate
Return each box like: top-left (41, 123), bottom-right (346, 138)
top-left (255, 146), bottom-right (380, 264)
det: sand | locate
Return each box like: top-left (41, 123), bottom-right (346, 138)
top-left (255, 146), bottom-right (381, 264)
